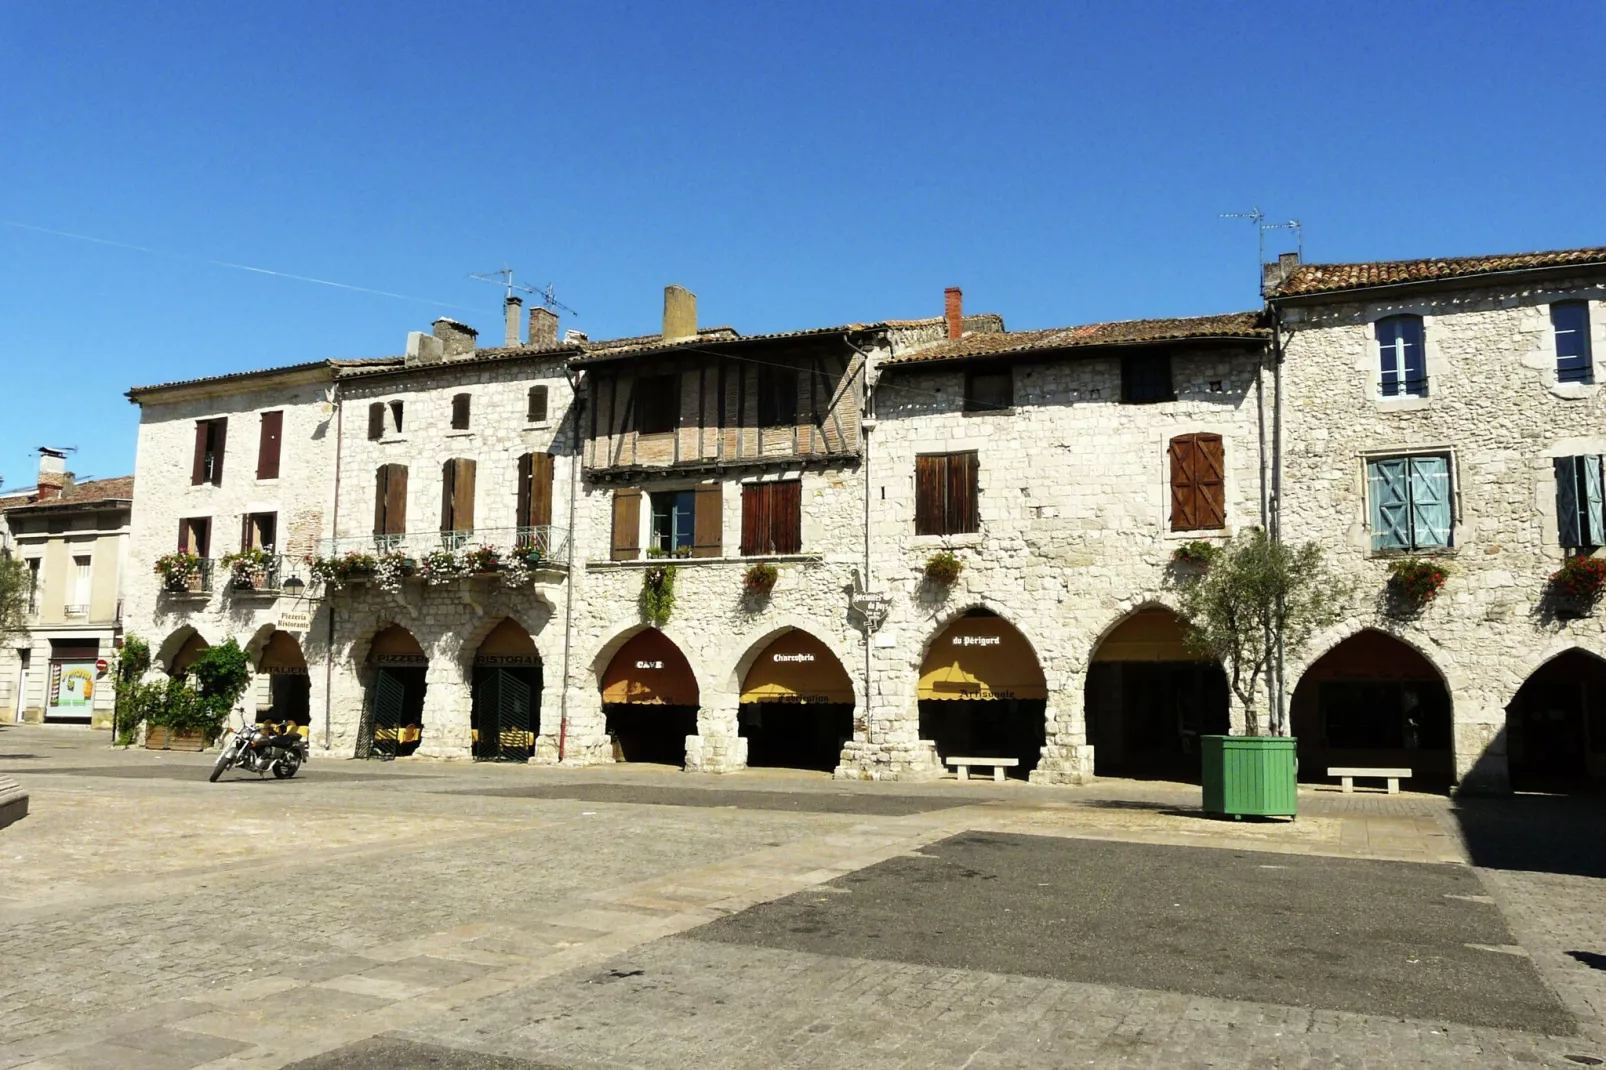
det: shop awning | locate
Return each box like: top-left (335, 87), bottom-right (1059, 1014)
top-left (256, 630), bottom-right (308, 674)
top-left (919, 616), bottom-right (1046, 701)
top-left (369, 625), bottom-right (427, 666)
top-left (741, 630), bottom-right (854, 705)
top-left (1091, 608), bottom-right (1198, 662)
top-left (601, 629), bottom-right (699, 706)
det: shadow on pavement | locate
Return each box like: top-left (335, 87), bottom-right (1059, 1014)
top-left (1566, 951), bottom-right (1606, 971)
top-left (1450, 793), bottom-right (1606, 879)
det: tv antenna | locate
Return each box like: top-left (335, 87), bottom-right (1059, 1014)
top-left (1220, 208), bottom-right (1303, 295)
top-left (469, 267), bottom-right (577, 317)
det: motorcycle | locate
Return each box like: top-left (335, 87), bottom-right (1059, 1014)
top-left (209, 716), bottom-right (309, 782)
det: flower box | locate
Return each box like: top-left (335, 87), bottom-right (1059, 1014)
top-left (144, 725), bottom-right (208, 751)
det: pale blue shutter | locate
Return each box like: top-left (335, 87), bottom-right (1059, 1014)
top-left (1556, 457), bottom-right (1582, 547)
top-left (1585, 455), bottom-right (1605, 546)
top-left (1369, 458), bottom-right (1410, 550)
top-left (1409, 456), bottom-right (1452, 548)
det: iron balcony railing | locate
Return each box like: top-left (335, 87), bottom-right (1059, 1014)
top-left (160, 558), bottom-right (215, 596)
top-left (1378, 376), bottom-right (1429, 398)
top-left (226, 554), bottom-right (288, 594)
top-left (63, 604), bottom-right (88, 618)
top-left (316, 525), bottom-right (570, 569)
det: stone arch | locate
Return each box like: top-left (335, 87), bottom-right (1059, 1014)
top-left (914, 601), bottom-right (1053, 690)
top-left (456, 611), bottom-right (546, 675)
top-left (595, 625), bottom-right (701, 766)
top-left (463, 616), bottom-right (543, 762)
top-left (1289, 618), bottom-right (1465, 697)
top-left (588, 620), bottom-right (715, 701)
top-left (731, 625), bottom-right (859, 773)
top-left (1084, 598), bottom-right (1194, 666)
top-left (916, 606), bottom-right (1049, 779)
top-left (242, 623), bottom-right (279, 666)
top-left (725, 616), bottom-right (863, 702)
top-left (1504, 644), bottom-right (1606, 790)
top-left (1499, 635), bottom-right (1606, 710)
top-left (254, 629), bottom-right (312, 731)
top-left (156, 626), bottom-right (208, 675)
top-left (357, 622), bottom-right (430, 758)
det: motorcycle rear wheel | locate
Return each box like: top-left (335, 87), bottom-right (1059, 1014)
top-left (272, 754), bottom-right (301, 779)
top-left (208, 747), bottom-right (234, 783)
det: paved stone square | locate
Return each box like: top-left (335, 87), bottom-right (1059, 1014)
top-left (2, 724), bottom-right (1604, 1069)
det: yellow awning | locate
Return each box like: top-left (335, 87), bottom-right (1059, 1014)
top-left (1091, 608), bottom-right (1198, 662)
top-left (601, 629), bottom-right (699, 706)
top-left (741, 630), bottom-right (854, 705)
top-left (256, 630), bottom-right (307, 673)
top-left (918, 616), bottom-right (1046, 701)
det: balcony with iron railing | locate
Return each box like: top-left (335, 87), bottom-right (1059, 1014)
top-left (63, 604), bottom-right (88, 619)
top-left (313, 525), bottom-right (570, 573)
top-left (225, 554), bottom-right (290, 596)
top-left (158, 558), bottom-right (215, 597)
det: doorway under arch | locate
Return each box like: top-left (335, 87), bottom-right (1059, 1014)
top-left (255, 630), bottom-right (310, 735)
top-left (1290, 630), bottom-right (1453, 789)
top-left (361, 625), bottom-right (428, 759)
top-left (471, 618), bottom-right (541, 762)
top-left (1084, 608), bottom-right (1229, 781)
top-left (738, 629), bottom-right (855, 772)
top-left (918, 610), bottom-right (1046, 779)
top-left (168, 631), bottom-right (210, 677)
top-left (600, 630), bottom-right (699, 766)
top-left (1506, 649), bottom-right (1606, 793)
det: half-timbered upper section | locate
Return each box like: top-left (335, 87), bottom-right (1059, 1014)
top-left (575, 286), bottom-right (877, 479)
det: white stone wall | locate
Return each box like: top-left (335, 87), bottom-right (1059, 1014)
top-left (858, 347), bottom-right (1272, 782)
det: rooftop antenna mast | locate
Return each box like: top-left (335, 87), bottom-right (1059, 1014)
top-left (469, 267), bottom-right (577, 317)
top-left (1220, 208), bottom-right (1303, 296)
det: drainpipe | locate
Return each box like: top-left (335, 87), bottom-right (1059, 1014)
top-left (1269, 305), bottom-right (1287, 735)
top-left (323, 379), bottom-right (343, 753)
top-left (558, 369), bottom-right (584, 762)
top-left (841, 333), bottom-right (877, 740)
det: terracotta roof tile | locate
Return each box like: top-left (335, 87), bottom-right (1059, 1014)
top-left (883, 312), bottom-right (1267, 366)
top-left (2, 475), bottom-right (134, 512)
top-left (1272, 246), bottom-right (1606, 298)
top-left (570, 323), bottom-right (883, 366)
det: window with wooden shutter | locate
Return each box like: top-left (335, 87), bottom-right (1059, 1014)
top-left (242, 512), bottom-right (276, 551)
top-left (692, 483), bottom-right (724, 557)
top-left (611, 488), bottom-right (642, 561)
top-left (256, 411), bottom-right (283, 480)
top-left (1168, 434), bottom-right (1226, 532)
top-left (368, 402), bottom-right (385, 440)
top-left (440, 458), bottom-right (476, 534)
top-left (374, 464), bottom-right (408, 537)
top-left (191, 418), bottom-right (227, 485)
top-left (1376, 315), bottom-right (1427, 397)
top-left (389, 400), bottom-right (404, 433)
top-left (1554, 455), bottom-right (1605, 548)
top-left (964, 369), bottom-right (1012, 414)
top-left (451, 393), bottom-right (471, 430)
top-left (179, 517), bottom-right (211, 557)
top-left (915, 453), bottom-right (979, 536)
top-left (741, 480), bottom-right (802, 555)
top-left (1367, 454), bottom-right (1451, 551)
top-left (516, 453), bottom-right (555, 529)
top-left (527, 385), bottom-right (549, 423)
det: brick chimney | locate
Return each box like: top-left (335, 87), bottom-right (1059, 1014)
top-left (529, 306), bottom-right (559, 349)
top-left (432, 317), bottom-right (478, 358)
top-left (504, 296), bottom-right (523, 347)
top-left (663, 285), bottom-right (697, 342)
top-left (36, 447), bottom-right (68, 501)
top-left (944, 287), bottom-right (963, 340)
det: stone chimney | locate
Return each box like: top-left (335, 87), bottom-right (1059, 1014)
top-left (405, 331), bottom-right (444, 366)
top-left (663, 285), bottom-right (697, 342)
top-left (432, 318), bottom-right (478, 358)
top-left (504, 296), bottom-right (523, 347)
top-left (529, 306), bottom-right (560, 349)
top-left (36, 447), bottom-right (68, 501)
top-left (944, 287), bottom-right (963, 340)
top-left (1262, 251), bottom-right (1301, 293)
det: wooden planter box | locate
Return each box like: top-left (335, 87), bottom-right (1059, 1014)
top-left (145, 725), bottom-right (208, 751)
top-left (1201, 735), bottom-right (1297, 818)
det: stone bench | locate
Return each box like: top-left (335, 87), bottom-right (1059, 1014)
top-left (1327, 766), bottom-right (1412, 795)
top-left (0, 775), bottom-right (28, 831)
top-left (947, 757), bottom-right (1020, 783)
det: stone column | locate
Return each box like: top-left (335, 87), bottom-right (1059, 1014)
top-left (416, 659), bottom-right (471, 758)
top-left (685, 692), bottom-right (746, 773)
top-left (1453, 699), bottom-right (1510, 794)
top-left (1031, 670), bottom-right (1094, 785)
top-left (536, 683), bottom-right (612, 765)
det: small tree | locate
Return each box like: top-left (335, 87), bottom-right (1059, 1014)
top-left (1175, 528), bottom-right (1350, 736)
top-left (0, 554), bottom-right (30, 650)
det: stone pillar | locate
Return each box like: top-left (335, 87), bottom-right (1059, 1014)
top-left (535, 683), bottom-right (613, 765)
top-left (1453, 699), bottom-right (1510, 794)
top-left (1031, 672), bottom-right (1094, 785)
top-left (685, 693), bottom-right (746, 773)
top-left (416, 659), bottom-right (471, 758)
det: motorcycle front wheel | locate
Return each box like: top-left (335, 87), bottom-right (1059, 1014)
top-left (272, 754), bottom-right (301, 779)
top-left (208, 745), bottom-right (235, 783)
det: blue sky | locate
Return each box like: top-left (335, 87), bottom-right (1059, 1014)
top-left (2, 1), bottom-right (1602, 485)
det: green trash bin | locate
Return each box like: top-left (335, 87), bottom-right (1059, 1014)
top-left (1201, 735), bottom-right (1298, 818)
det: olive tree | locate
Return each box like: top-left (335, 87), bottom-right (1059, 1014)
top-left (1174, 528), bottom-right (1350, 736)
top-left (0, 554), bottom-right (29, 651)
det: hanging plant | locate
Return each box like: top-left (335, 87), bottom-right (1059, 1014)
top-left (420, 549), bottom-right (463, 585)
top-left (305, 551), bottom-right (376, 589)
top-left (1548, 555), bottom-right (1606, 610)
top-left (924, 551), bottom-right (964, 586)
top-left (643, 564), bottom-right (677, 626)
top-left (463, 545), bottom-right (503, 574)
top-left (220, 547), bottom-right (272, 588)
top-left (1386, 557), bottom-right (1449, 612)
top-left (1170, 540), bottom-right (1218, 568)
top-left (742, 561), bottom-right (778, 599)
top-left (373, 551), bottom-right (413, 593)
top-left (154, 551), bottom-right (202, 591)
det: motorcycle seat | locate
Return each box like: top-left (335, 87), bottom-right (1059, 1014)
top-left (268, 735), bottom-right (303, 748)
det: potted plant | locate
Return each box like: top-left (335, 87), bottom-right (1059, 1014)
top-left (924, 551), bottom-right (964, 586)
top-left (1385, 557), bottom-right (1448, 615)
top-left (1175, 528), bottom-right (1349, 819)
top-left (305, 551), bottom-right (377, 589)
top-left (221, 547), bottom-right (274, 591)
top-left (1170, 540), bottom-right (1218, 569)
top-left (742, 561), bottom-right (778, 599)
top-left (463, 545), bottom-right (503, 574)
top-left (154, 550), bottom-right (203, 593)
top-left (1548, 555), bottom-right (1606, 616)
top-left (420, 549), bottom-right (463, 585)
top-left (643, 562), bottom-right (677, 627)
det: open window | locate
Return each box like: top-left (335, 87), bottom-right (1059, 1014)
top-left (1555, 455), bottom-right (1604, 550)
top-left (757, 366), bottom-right (798, 427)
top-left (191, 418), bottom-right (227, 485)
top-left (636, 374), bottom-right (679, 434)
top-left (1376, 315), bottom-right (1427, 397)
top-left (964, 368), bottom-right (1012, 414)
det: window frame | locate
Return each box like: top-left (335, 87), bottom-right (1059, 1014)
top-left (1120, 353), bottom-right (1174, 404)
top-left (1375, 314), bottom-right (1428, 398)
top-left (1552, 300), bottom-right (1595, 385)
top-left (740, 479), bottom-right (803, 555)
top-left (914, 451), bottom-right (980, 536)
top-left (756, 365), bottom-right (799, 427)
top-left (963, 367), bottom-right (1013, 415)
top-left (388, 400), bottom-right (405, 435)
top-left (450, 393), bottom-right (472, 431)
top-left (1168, 433), bottom-right (1227, 533)
top-left (526, 385), bottom-right (550, 424)
top-left (649, 489), bottom-right (697, 554)
top-left (191, 418), bottom-right (228, 486)
top-left (1554, 454), bottom-right (1605, 550)
top-left (635, 373), bottom-right (680, 435)
top-left (1364, 450), bottom-right (1456, 553)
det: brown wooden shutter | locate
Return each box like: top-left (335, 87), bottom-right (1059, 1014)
top-left (440, 460), bottom-right (455, 532)
top-left (527, 386), bottom-right (548, 423)
top-left (527, 453), bottom-right (554, 527)
top-left (1169, 434), bottom-right (1224, 531)
top-left (191, 422), bottom-right (209, 485)
top-left (377, 464), bottom-right (407, 535)
top-left (611, 488), bottom-right (641, 561)
top-left (454, 459), bottom-right (476, 531)
top-left (516, 453), bottom-right (532, 529)
top-left (210, 419), bottom-right (227, 484)
top-left (375, 467), bottom-right (388, 535)
top-left (740, 483), bottom-right (767, 556)
top-left (914, 455), bottom-right (943, 535)
top-left (178, 519), bottom-right (190, 551)
top-left (692, 482), bottom-right (723, 557)
top-left (241, 514), bottom-right (252, 552)
top-left (451, 394), bottom-right (470, 430)
top-left (256, 411), bottom-right (283, 480)
top-left (368, 402), bottom-right (384, 440)
top-left (194, 519), bottom-right (211, 558)
top-left (947, 453), bottom-right (978, 534)
top-left (774, 480), bottom-right (802, 553)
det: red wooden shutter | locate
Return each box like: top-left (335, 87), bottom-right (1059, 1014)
top-left (368, 402), bottom-right (384, 440)
top-left (611, 488), bottom-right (642, 561)
top-left (914, 455), bottom-right (944, 535)
top-left (774, 480), bottom-right (802, 553)
top-left (210, 419), bottom-right (227, 484)
top-left (740, 483), bottom-right (768, 555)
top-left (1198, 435), bottom-right (1225, 528)
top-left (1169, 435), bottom-right (1225, 532)
top-left (191, 422), bottom-right (209, 485)
top-left (692, 483), bottom-right (723, 557)
top-left (387, 465), bottom-right (408, 534)
top-left (256, 411), bottom-right (283, 480)
top-left (947, 453), bottom-right (978, 534)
